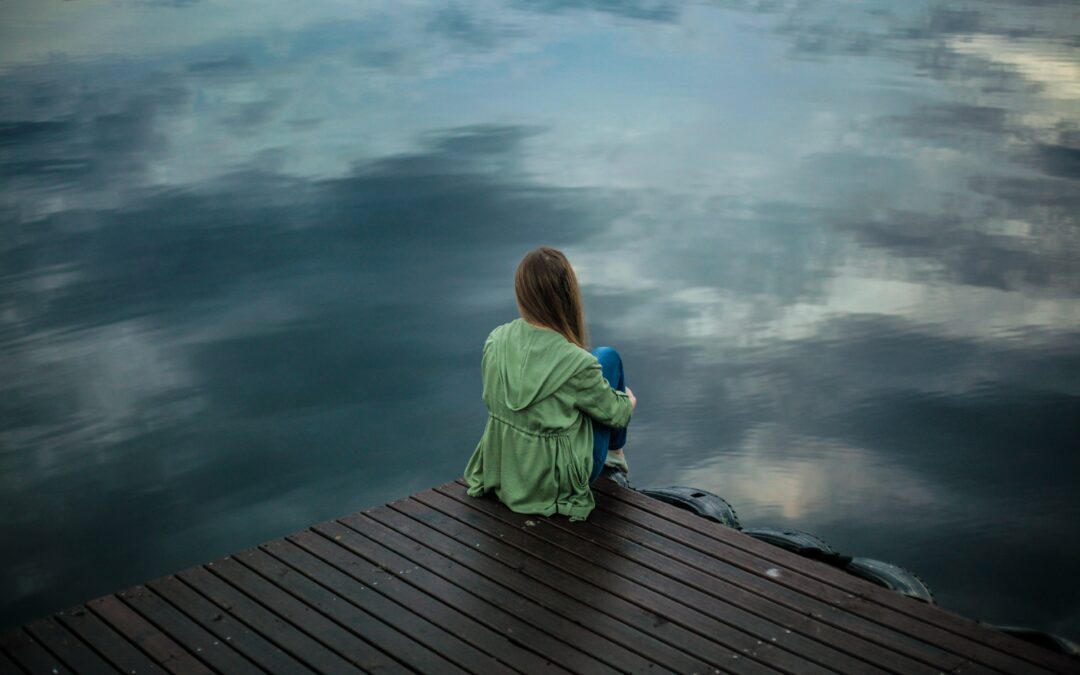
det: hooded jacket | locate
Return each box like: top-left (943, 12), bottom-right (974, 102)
top-left (463, 318), bottom-right (634, 521)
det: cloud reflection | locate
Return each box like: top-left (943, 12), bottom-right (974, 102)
top-left (675, 426), bottom-right (940, 523)
top-left (512, 0), bottom-right (679, 22)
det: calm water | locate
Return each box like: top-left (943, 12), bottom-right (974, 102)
top-left (2, 0), bottom-right (1079, 638)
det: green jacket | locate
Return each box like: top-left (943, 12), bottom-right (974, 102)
top-left (463, 318), bottom-right (633, 521)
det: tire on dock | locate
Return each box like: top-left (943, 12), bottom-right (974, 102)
top-left (844, 556), bottom-right (935, 604)
top-left (983, 624), bottom-right (1080, 658)
top-left (741, 527), bottom-right (852, 568)
top-left (638, 486), bottom-right (741, 529)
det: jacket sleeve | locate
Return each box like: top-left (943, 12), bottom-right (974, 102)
top-left (568, 360), bottom-right (633, 429)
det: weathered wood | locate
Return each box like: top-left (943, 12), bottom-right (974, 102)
top-left (310, 518), bottom-right (617, 674)
top-left (86, 594), bottom-right (213, 675)
top-left (0, 648), bottom-right (23, 675)
top-left (3, 475), bottom-right (1076, 675)
top-left (436, 482), bottom-right (937, 675)
top-left (377, 496), bottom-right (764, 674)
top-left (341, 509), bottom-right (675, 674)
top-left (234, 545), bottom-right (489, 674)
top-left (0, 626), bottom-right (72, 675)
top-left (147, 573), bottom-right (316, 674)
top-left (266, 535), bottom-right (562, 674)
top-left (117, 584), bottom-right (261, 675)
top-left (55, 604), bottom-right (166, 675)
top-left (575, 491), bottom-right (960, 671)
top-left (24, 616), bottom-right (119, 675)
top-left (411, 488), bottom-right (828, 675)
top-left (452, 479), bottom-right (968, 674)
top-left (177, 564), bottom-right (361, 673)
top-left (591, 478), bottom-right (1072, 674)
top-left (204, 555), bottom-right (407, 674)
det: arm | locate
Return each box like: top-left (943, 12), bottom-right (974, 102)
top-left (569, 360), bottom-right (634, 429)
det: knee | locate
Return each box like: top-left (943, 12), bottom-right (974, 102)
top-left (592, 345), bottom-right (622, 370)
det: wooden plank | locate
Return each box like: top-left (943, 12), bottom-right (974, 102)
top-left (86, 594), bottom-right (212, 675)
top-left (117, 584), bottom-right (261, 675)
top-left (304, 521), bottom-right (613, 675)
top-left (0, 647), bottom-right (24, 675)
top-left (591, 478), bottom-right (1073, 675)
top-left (265, 535), bottom-right (563, 674)
top-left (591, 478), bottom-right (1065, 673)
top-left (369, 497), bottom-right (768, 675)
top-left (448, 481), bottom-right (972, 674)
top-left (24, 616), bottom-right (119, 675)
top-left (177, 564), bottom-right (361, 673)
top-left (409, 488), bottom-right (832, 675)
top-left (583, 491), bottom-right (975, 673)
top-left (234, 545), bottom-right (492, 674)
top-left (329, 512), bottom-right (646, 674)
top-left (435, 483), bottom-right (947, 675)
top-left (428, 486), bottom-right (884, 673)
top-left (206, 555), bottom-right (412, 674)
top-left (55, 605), bottom-right (166, 675)
top-left (0, 626), bottom-right (72, 675)
top-left (147, 574), bottom-right (315, 675)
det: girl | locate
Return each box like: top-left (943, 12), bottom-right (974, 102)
top-left (463, 246), bottom-right (637, 522)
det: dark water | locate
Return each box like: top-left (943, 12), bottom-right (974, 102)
top-left (2, 0), bottom-right (1079, 638)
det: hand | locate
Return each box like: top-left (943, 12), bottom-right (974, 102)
top-left (625, 386), bottom-right (637, 410)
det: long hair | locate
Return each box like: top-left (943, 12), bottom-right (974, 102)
top-left (514, 247), bottom-right (589, 349)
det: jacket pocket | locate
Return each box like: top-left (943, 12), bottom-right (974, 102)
top-left (571, 446), bottom-right (592, 489)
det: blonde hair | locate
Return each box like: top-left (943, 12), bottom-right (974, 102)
top-left (514, 246), bottom-right (588, 349)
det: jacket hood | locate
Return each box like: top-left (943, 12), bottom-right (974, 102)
top-left (487, 318), bottom-right (593, 411)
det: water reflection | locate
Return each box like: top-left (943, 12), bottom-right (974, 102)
top-left (2, 0), bottom-right (1078, 640)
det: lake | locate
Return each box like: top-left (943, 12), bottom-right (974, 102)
top-left (2, 0), bottom-right (1078, 640)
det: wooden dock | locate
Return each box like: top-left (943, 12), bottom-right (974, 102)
top-left (1, 477), bottom-right (1077, 674)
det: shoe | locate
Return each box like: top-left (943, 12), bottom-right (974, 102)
top-left (599, 464), bottom-right (631, 488)
top-left (604, 448), bottom-right (629, 474)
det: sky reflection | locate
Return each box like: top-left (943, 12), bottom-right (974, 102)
top-left (2, 0), bottom-right (1079, 639)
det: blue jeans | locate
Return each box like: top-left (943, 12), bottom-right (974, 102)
top-left (589, 346), bottom-right (629, 483)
